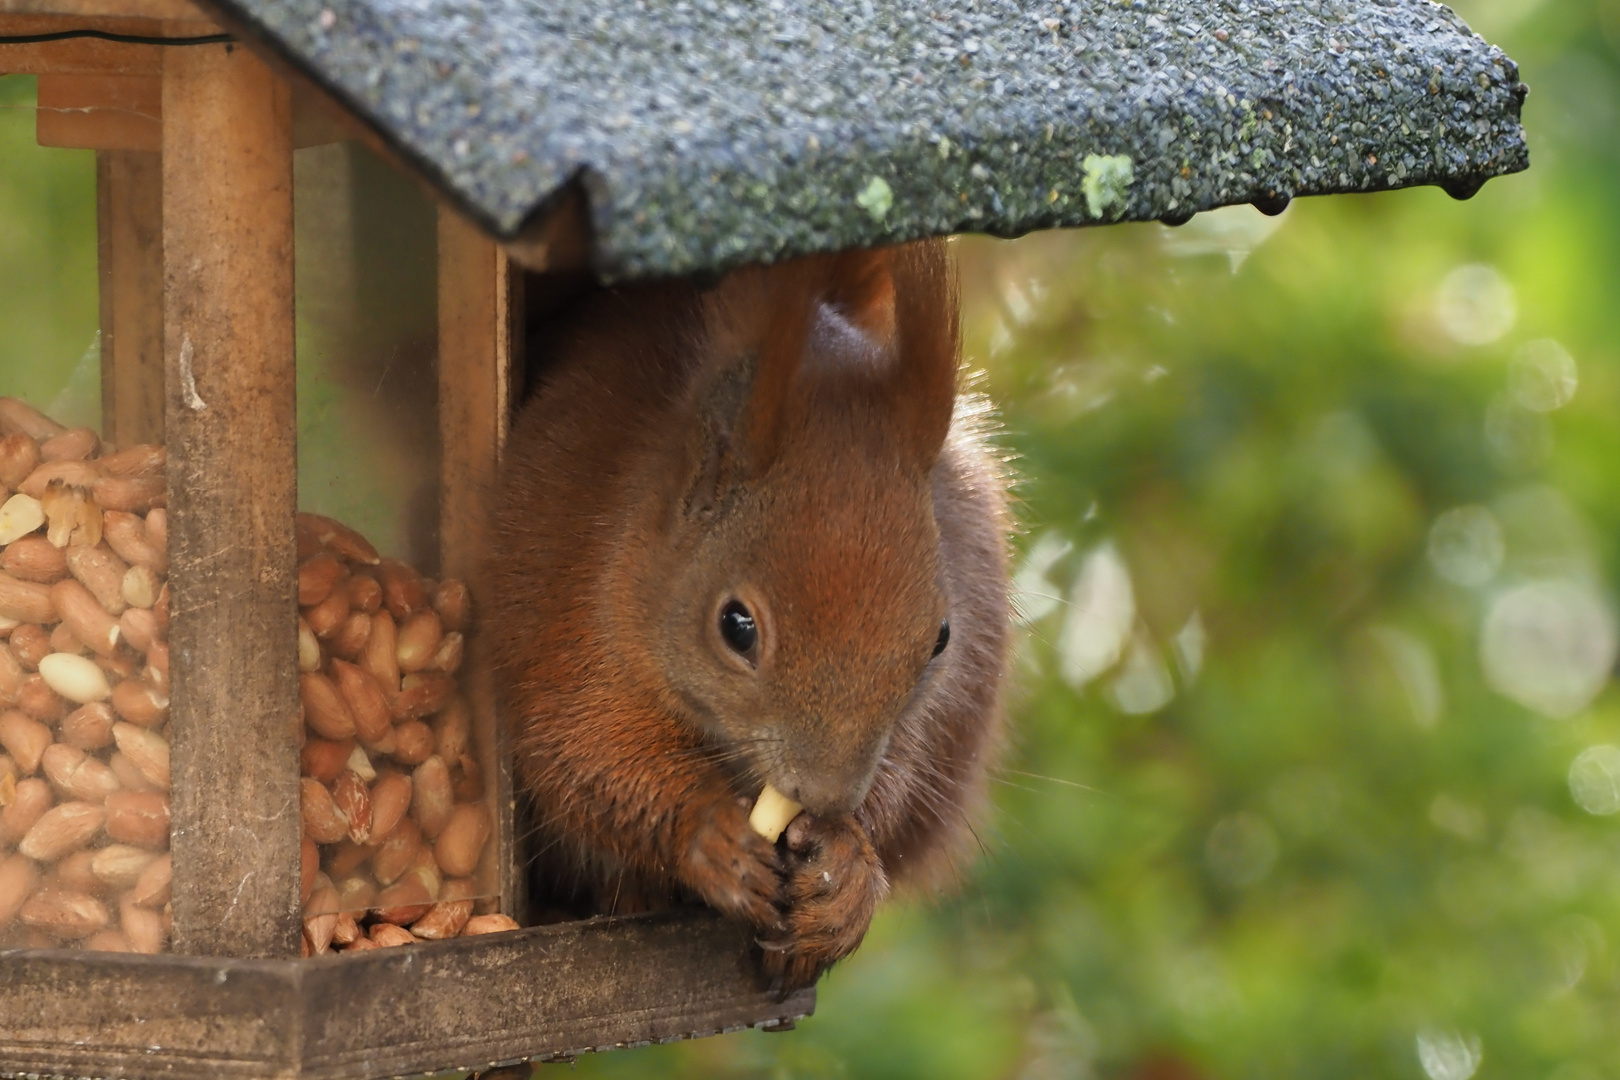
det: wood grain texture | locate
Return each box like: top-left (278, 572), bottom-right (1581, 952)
top-left (39, 73), bottom-right (161, 150)
top-left (162, 41), bottom-right (301, 959)
top-left (26, 72), bottom-right (363, 154)
top-left (437, 206), bottom-right (524, 920)
top-left (97, 148), bottom-right (165, 445)
top-left (0, 910), bottom-right (814, 1080)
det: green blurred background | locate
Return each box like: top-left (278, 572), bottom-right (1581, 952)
top-left (3, 0), bottom-right (1618, 1074)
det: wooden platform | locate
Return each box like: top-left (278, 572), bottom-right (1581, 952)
top-left (0, 909), bottom-right (813, 1080)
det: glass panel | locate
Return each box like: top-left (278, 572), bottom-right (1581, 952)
top-left (293, 140), bottom-right (504, 953)
top-left (294, 141), bottom-right (439, 567)
top-left (1, 75), bottom-right (170, 953)
top-left (0, 81), bottom-right (505, 954)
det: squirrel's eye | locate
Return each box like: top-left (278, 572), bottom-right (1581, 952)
top-left (719, 601), bottom-right (758, 657)
top-left (933, 619), bottom-right (950, 658)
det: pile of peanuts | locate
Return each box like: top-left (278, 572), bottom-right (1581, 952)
top-left (0, 399), bottom-right (174, 952)
top-left (293, 510), bottom-right (515, 954)
top-left (0, 397), bottom-right (517, 955)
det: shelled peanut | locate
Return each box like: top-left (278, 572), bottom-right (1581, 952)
top-left (0, 397), bottom-right (173, 953)
top-left (294, 510), bottom-right (503, 954)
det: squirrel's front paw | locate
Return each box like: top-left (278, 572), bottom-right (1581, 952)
top-left (678, 797), bottom-right (784, 931)
top-left (760, 815), bottom-right (889, 992)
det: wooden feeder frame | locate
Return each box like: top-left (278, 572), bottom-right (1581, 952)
top-left (0, 2), bottom-right (811, 1076)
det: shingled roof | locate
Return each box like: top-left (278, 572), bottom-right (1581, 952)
top-left (207, 0), bottom-right (1529, 281)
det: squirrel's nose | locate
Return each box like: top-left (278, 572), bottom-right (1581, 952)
top-left (779, 756), bottom-right (878, 817)
top-left (781, 775), bottom-right (860, 817)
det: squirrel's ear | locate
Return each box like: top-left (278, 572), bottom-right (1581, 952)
top-left (681, 359), bottom-right (749, 521)
top-left (887, 240), bottom-right (958, 466)
top-left (681, 262), bottom-right (819, 513)
top-left (824, 248), bottom-right (897, 345)
top-left (728, 261), bottom-right (822, 481)
top-left (679, 242), bottom-right (954, 513)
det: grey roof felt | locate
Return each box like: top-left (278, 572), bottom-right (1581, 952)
top-left (210, 0), bottom-right (1528, 281)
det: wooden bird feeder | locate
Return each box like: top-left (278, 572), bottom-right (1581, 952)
top-left (0, 0), bottom-right (1525, 1075)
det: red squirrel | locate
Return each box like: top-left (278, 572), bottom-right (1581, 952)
top-left (488, 239), bottom-right (1010, 989)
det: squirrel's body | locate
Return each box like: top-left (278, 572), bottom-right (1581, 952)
top-left (490, 240), bottom-right (1009, 987)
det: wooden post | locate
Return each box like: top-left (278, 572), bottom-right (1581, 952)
top-left (162, 42), bottom-right (301, 959)
top-left (437, 208), bottom-right (524, 919)
top-left (97, 150), bottom-right (165, 446)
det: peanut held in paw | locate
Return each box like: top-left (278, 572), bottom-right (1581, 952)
top-left (492, 240), bottom-right (1012, 986)
top-left (748, 784), bottom-right (803, 844)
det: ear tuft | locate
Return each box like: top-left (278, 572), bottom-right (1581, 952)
top-left (888, 239), bottom-right (958, 466)
top-left (735, 262), bottom-right (823, 478)
top-left (825, 249), bottom-right (897, 344)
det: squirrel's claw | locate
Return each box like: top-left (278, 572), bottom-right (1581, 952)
top-left (757, 815), bottom-right (888, 991)
top-left (678, 796), bottom-right (785, 932)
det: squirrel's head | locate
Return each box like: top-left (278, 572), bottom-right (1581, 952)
top-left (638, 242), bottom-right (958, 816)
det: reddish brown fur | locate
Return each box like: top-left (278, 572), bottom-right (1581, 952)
top-left (489, 239), bottom-right (1010, 988)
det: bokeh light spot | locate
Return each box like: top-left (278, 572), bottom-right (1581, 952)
top-left (1108, 629), bottom-right (1174, 714)
top-left (1427, 505), bottom-right (1505, 588)
top-left (1509, 338), bottom-right (1578, 412)
top-left (1480, 580), bottom-right (1617, 718)
top-left (1056, 542), bottom-right (1135, 690)
top-left (1567, 745), bottom-right (1620, 815)
top-left (1435, 263), bottom-right (1516, 345)
top-left (1416, 1028), bottom-right (1483, 1080)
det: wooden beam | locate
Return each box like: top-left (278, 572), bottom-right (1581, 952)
top-left (0, 910), bottom-right (814, 1080)
top-left (289, 79), bottom-right (360, 149)
top-left (97, 147), bottom-right (165, 445)
top-left (40, 73), bottom-right (161, 151)
top-left (502, 186), bottom-right (592, 273)
top-left (437, 207), bottom-right (524, 920)
top-left (162, 41), bottom-right (301, 960)
top-left (0, 0), bottom-right (206, 18)
top-left (32, 72), bottom-right (355, 151)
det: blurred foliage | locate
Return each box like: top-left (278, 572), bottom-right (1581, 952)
top-left (0, 77), bottom-right (98, 423)
top-left (4, 0), bottom-right (1620, 1075)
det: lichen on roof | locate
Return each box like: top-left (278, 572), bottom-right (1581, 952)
top-left (209, 0), bottom-right (1528, 281)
